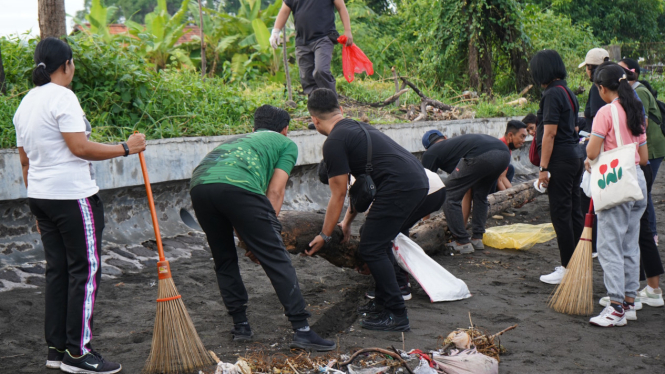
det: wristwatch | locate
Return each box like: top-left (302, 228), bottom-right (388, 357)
top-left (319, 231), bottom-right (332, 244)
top-left (121, 142), bottom-right (130, 157)
top-left (539, 166), bottom-right (548, 172)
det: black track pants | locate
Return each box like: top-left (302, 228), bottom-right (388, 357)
top-left (190, 183), bottom-right (311, 329)
top-left (361, 188), bottom-right (428, 312)
top-left (639, 165), bottom-right (665, 279)
top-left (29, 195), bottom-right (104, 356)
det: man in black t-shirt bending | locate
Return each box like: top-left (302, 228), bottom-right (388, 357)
top-left (270, 0), bottom-right (353, 95)
top-left (306, 88), bottom-right (428, 331)
top-left (421, 131), bottom-right (511, 254)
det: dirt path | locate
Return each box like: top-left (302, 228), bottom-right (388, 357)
top-left (2, 180), bottom-right (665, 373)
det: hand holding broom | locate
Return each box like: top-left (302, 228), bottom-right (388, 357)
top-left (137, 151), bottom-right (215, 374)
top-left (548, 199), bottom-right (595, 315)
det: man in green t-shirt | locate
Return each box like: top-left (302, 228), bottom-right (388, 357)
top-left (189, 105), bottom-right (335, 351)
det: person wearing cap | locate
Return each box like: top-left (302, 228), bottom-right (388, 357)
top-left (270, 0), bottom-right (353, 96)
top-left (530, 49), bottom-right (585, 285)
top-left (421, 131), bottom-right (510, 254)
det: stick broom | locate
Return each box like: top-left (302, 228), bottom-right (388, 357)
top-left (138, 152), bottom-right (215, 374)
top-left (548, 199), bottom-right (595, 315)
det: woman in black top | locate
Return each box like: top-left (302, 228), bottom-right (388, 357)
top-left (530, 50), bottom-right (585, 285)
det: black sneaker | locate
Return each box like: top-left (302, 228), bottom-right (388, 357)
top-left (60, 350), bottom-right (121, 373)
top-left (365, 285), bottom-right (412, 301)
top-left (231, 322), bottom-right (253, 342)
top-left (46, 347), bottom-right (65, 369)
top-left (289, 329), bottom-right (336, 352)
top-left (361, 310), bottom-right (410, 331)
top-left (357, 299), bottom-right (384, 315)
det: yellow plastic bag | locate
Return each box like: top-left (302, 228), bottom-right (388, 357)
top-left (482, 223), bottom-right (556, 250)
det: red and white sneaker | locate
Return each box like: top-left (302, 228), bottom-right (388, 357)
top-left (589, 305), bottom-right (627, 327)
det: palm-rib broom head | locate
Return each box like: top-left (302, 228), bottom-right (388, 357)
top-left (548, 213), bottom-right (595, 316)
top-left (143, 261), bottom-right (216, 374)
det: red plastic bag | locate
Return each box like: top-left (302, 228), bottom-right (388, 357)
top-left (337, 35), bottom-right (374, 83)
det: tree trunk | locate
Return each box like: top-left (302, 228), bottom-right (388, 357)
top-left (479, 38), bottom-right (493, 95)
top-left (0, 46), bottom-right (6, 95)
top-left (38, 0), bottom-right (67, 39)
top-left (468, 33), bottom-right (480, 92)
top-left (240, 180), bottom-right (539, 269)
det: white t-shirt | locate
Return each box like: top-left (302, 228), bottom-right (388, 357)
top-left (13, 83), bottom-right (99, 200)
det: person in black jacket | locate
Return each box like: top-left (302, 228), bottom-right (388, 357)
top-left (530, 50), bottom-right (585, 285)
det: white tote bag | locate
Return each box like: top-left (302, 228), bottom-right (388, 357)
top-left (589, 103), bottom-right (644, 211)
top-left (392, 234), bottom-right (471, 302)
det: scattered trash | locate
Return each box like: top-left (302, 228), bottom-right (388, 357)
top-left (483, 223), bottom-right (556, 250)
top-left (215, 359), bottom-right (252, 374)
top-left (445, 331), bottom-right (471, 350)
top-left (432, 349), bottom-right (498, 374)
top-left (114, 282), bottom-right (125, 287)
top-left (393, 234), bottom-right (472, 302)
top-left (491, 215), bottom-right (503, 220)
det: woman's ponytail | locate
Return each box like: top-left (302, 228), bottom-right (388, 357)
top-left (593, 62), bottom-right (645, 136)
top-left (32, 37), bottom-right (73, 86)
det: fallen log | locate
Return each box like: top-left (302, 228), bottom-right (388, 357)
top-left (240, 180), bottom-right (539, 269)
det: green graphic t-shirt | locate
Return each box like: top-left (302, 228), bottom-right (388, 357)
top-left (190, 129), bottom-right (299, 195)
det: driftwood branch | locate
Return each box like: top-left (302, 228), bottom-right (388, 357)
top-left (238, 180), bottom-right (539, 269)
top-left (368, 88), bottom-right (410, 107)
top-left (399, 76), bottom-right (454, 112)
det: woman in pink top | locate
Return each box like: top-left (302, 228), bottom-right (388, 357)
top-left (585, 62), bottom-right (648, 327)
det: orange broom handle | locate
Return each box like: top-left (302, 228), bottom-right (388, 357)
top-left (137, 151), bottom-right (166, 262)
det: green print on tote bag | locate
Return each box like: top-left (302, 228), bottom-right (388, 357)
top-left (597, 159), bottom-right (622, 189)
top-left (589, 103), bottom-right (644, 211)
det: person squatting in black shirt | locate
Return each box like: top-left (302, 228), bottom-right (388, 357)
top-left (306, 88), bottom-right (428, 332)
top-left (421, 132), bottom-right (511, 254)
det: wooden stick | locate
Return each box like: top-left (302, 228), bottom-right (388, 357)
top-left (369, 88), bottom-right (409, 107)
top-left (283, 30), bottom-right (293, 102)
top-left (392, 67), bottom-right (400, 108)
top-left (197, 0), bottom-right (206, 80)
top-left (399, 76), bottom-right (454, 112)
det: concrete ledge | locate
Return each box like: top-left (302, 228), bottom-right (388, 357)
top-left (0, 117), bottom-right (521, 201)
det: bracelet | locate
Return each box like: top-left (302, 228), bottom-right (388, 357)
top-left (121, 142), bottom-right (130, 157)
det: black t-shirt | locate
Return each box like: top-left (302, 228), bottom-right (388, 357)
top-left (536, 80), bottom-right (583, 161)
top-left (421, 134), bottom-right (508, 174)
top-left (284, 0), bottom-right (337, 46)
top-left (323, 119), bottom-right (428, 193)
top-left (583, 84), bottom-right (604, 133)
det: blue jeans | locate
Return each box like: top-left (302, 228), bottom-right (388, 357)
top-left (647, 157), bottom-right (663, 236)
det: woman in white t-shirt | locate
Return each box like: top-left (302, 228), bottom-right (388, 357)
top-left (13, 37), bottom-right (145, 373)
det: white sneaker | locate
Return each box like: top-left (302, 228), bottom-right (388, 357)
top-left (540, 266), bottom-right (566, 284)
top-left (592, 252), bottom-right (598, 259)
top-left (599, 296), bottom-right (643, 310)
top-left (589, 305), bottom-right (627, 327)
top-left (623, 303), bottom-right (637, 320)
top-left (636, 287), bottom-right (664, 307)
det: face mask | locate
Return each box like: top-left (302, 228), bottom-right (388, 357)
top-left (508, 141), bottom-right (517, 150)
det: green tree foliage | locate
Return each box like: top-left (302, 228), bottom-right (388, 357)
top-left (526, 0), bottom-right (664, 43)
top-left (77, 0), bottom-right (213, 23)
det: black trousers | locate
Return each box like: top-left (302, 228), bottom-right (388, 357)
top-left (444, 150), bottom-right (511, 243)
top-left (393, 188), bottom-right (446, 287)
top-left (190, 183), bottom-right (310, 329)
top-left (639, 164), bottom-right (665, 280)
top-left (547, 157), bottom-right (584, 267)
top-left (361, 188), bottom-right (428, 312)
top-left (29, 195), bottom-right (104, 356)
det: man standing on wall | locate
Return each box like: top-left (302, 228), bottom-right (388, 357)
top-left (270, 0), bottom-right (353, 96)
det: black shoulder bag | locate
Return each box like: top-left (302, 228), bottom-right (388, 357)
top-left (348, 121), bottom-right (376, 213)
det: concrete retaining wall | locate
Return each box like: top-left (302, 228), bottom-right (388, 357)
top-left (1, 117), bottom-right (534, 266)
